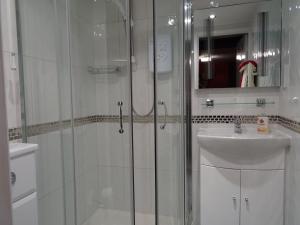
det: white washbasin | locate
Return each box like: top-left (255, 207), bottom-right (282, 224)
top-left (197, 125), bottom-right (290, 152)
top-left (9, 143), bottom-right (38, 158)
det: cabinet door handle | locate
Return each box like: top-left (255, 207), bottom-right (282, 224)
top-left (11, 172), bottom-right (16, 185)
top-left (118, 101), bottom-right (124, 134)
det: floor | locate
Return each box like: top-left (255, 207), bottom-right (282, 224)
top-left (82, 208), bottom-right (178, 225)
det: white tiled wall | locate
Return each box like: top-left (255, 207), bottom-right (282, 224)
top-left (280, 0), bottom-right (300, 224)
top-left (2, 51), bottom-right (21, 129)
top-left (1, 0), bottom-right (21, 129)
top-left (280, 0), bottom-right (300, 122)
top-left (28, 131), bottom-right (65, 225)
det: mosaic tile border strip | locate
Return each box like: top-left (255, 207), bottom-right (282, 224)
top-left (8, 127), bottom-right (22, 141)
top-left (8, 115), bottom-right (181, 140)
top-left (192, 115), bottom-right (279, 124)
top-left (8, 115), bottom-right (300, 141)
top-left (278, 116), bottom-right (300, 133)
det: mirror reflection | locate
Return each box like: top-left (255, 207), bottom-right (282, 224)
top-left (193, 0), bottom-right (282, 89)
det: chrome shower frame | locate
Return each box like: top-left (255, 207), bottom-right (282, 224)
top-left (183, 0), bottom-right (193, 224)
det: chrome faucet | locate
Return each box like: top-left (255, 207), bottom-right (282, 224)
top-left (234, 117), bottom-right (242, 134)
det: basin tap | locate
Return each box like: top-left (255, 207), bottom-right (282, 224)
top-left (234, 117), bottom-right (242, 134)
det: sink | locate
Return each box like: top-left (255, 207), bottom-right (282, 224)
top-left (197, 124), bottom-right (291, 169)
top-left (197, 124), bottom-right (290, 152)
top-left (9, 143), bottom-right (38, 158)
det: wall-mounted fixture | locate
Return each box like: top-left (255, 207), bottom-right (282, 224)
top-left (204, 98), bottom-right (274, 107)
top-left (256, 98), bottom-right (266, 107)
top-left (206, 99), bottom-right (214, 107)
top-left (149, 34), bottom-right (173, 73)
top-left (193, 0), bottom-right (281, 89)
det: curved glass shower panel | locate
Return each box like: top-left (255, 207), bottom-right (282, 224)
top-left (68, 0), bottom-right (134, 225)
top-left (130, 0), bottom-right (156, 224)
top-left (153, 0), bottom-right (185, 225)
top-left (15, 0), bottom-right (75, 224)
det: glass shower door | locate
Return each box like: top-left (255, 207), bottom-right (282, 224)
top-left (68, 0), bottom-right (134, 225)
top-left (153, 0), bottom-right (186, 225)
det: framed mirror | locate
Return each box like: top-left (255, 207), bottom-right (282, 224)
top-left (193, 0), bottom-right (282, 89)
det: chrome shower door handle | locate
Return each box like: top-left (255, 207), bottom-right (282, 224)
top-left (118, 101), bottom-right (124, 134)
top-left (158, 100), bottom-right (167, 130)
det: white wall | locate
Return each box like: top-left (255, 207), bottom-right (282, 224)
top-left (280, 0), bottom-right (300, 224)
top-left (1, 0), bottom-right (21, 130)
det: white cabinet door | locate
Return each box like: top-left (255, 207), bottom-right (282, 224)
top-left (12, 192), bottom-right (38, 225)
top-left (10, 153), bottom-right (36, 201)
top-left (201, 165), bottom-right (240, 225)
top-left (241, 170), bottom-right (284, 225)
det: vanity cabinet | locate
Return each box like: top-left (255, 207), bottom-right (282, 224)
top-left (241, 170), bottom-right (284, 225)
top-left (10, 143), bottom-right (38, 225)
top-left (200, 166), bottom-right (284, 225)
top-left (201, 166), bottom-right (240, 225)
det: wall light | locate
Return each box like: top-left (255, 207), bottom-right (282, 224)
top-left (209, 14), bottom-right (216, 19)
top-left (199, 55), bottom-right (212, 62)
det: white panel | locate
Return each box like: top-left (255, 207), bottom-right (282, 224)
top-left (12, 192), bottom-right (38, 225)
top-left (149, 34), bottom-right (173, 73)
top-left (201, 165), bottom-right (240, 225)
top-left (241, 170), bottom-right (284, 225)
top-left (10, 153), bottom-right (36, 201)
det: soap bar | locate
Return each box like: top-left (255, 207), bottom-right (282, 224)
top-left (257, 116), bottom-right (269, 134)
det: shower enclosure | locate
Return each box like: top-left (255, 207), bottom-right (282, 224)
top-left (15, 0), bottom-right (191, 224)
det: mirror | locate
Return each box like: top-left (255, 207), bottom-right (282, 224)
top-left (192, 0), bottom-right (282, 89)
